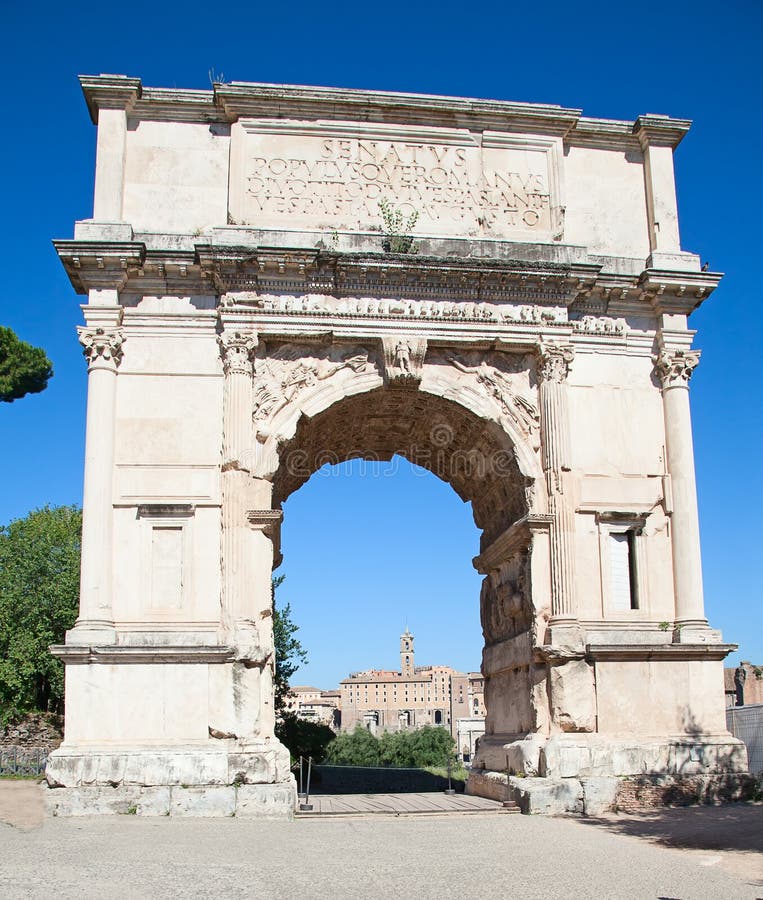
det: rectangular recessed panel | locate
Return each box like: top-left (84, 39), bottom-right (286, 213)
top-left (150, 526), bottom-right (183, 609)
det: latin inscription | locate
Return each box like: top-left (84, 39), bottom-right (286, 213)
top-left (239, 132), bottom-right (556, 236)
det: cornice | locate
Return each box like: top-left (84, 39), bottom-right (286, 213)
top-left (54, 239), bottom-right (722, 322)
top-left (568, 117), bottom-right (642, 152)
top-left (132, 87), bottom-right (221, 124)
top-left (585, 643), bottom-right (735, 662)
top-left (79, 74), bottom-right (142, 124)
top-left (214, 81), bottom-right (582, 136)
top-left (633, 114), bottom-right (692, 150)
top-left (640, 268), bottom-right (723, 315)
top-left (49, 644), bottom-right (235, 664)
top-left (76, 76), bottom-right (693, 151)
top-left (204, 247), bottom-right (601, 306)
top-left (53, 239), bottom-right (146, 293)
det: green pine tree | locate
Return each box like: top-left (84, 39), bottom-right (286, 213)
top-left (0, 326), bottom-right (53, 402)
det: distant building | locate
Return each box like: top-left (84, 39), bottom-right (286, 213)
top-left (339, 629), bottom-right (485, 740)
top-left (285, 686), bottom-right (341, 730)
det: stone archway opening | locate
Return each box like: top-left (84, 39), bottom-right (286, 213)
top-left (277, 453), bottom-right (486, 722)
top-left (265, 379), bottom-right (548, 793)
top-left (271, 394), bottom-right (516, 765)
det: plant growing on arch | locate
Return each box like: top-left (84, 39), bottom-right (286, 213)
top-left (378, 198), bottom-right (419, 254)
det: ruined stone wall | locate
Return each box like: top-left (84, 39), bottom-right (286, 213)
top-left (1, 713), bottom-right (63, 752)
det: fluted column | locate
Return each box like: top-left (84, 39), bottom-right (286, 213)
top-left (218, 329), bottom-right (258, 632)
top-left (68, 320), bottom-right (124, 644)
top-left (654, 348), bottom-right (707, 628)
top-left (537, 342), bottom-right (577, 625)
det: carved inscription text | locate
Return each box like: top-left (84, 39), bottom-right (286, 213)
top-left (239, 129), bottom-right (557, 237)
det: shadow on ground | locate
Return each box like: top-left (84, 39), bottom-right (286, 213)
top-left (578, 803), bottom-right (763, 854)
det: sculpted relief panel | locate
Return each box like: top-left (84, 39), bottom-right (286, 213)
top-left (229, 122), bottom-right (562, 240)
top-left (426, 348), bottom-right (540, 449)
top-left (481, 551), bottom-right (533, 645)
top-left (251, 343), bottom-right (376, 440)
top-left (250, 342), bottom-right (541, 453)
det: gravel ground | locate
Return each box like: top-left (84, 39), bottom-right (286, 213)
top-left (1, 796), bottom-right (761, 900)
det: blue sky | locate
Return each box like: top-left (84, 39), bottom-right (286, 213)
top-left (2, 0), bottom-right (760, 687)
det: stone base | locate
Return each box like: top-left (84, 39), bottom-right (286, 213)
top-left (466, 771), bottom-right (758, 816)
top-left (472, 731), bottom-right (748, 780)
top-left (46, 741), bottom-right (291, 788)
top-left (468, 731), bottom-right (752, 815)
top-left (45, 782), bottom-right (297, 818)
top-left (44, 742), bottom-right (297, 818)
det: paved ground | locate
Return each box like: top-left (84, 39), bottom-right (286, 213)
top-left (1, 782), bottom-right (761, 899)
top-left (296, 791), bottom-right (508, 815)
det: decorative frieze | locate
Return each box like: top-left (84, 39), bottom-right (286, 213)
top-left (571, 315), bottom-right (627, 336)
top-left (236, 291), bottom-right (570, 327)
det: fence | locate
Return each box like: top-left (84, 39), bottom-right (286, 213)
top-left (726, 703), bottom-right (763, 774)
top-left (306, 764), bottom-right (463, 794)
top-left (0, 746), bottom-right (47, 777)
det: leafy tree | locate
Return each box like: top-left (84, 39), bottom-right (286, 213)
top-left (0, 326), bottom-right (53, 403)
top-left (323, 724), bottom-right (382, 766)
top-left (0, 506), bottom-right (82, 724)
top-left (272, 574), bottom-right (308, 714)
top-left (323, 725), bottom-right (457, 768)
top-left (378, 726), bottom-right (457, 768)
top-left (407, 725), bottom-right (457, 768)
top-left (275, 712), bottom-right (335, 762)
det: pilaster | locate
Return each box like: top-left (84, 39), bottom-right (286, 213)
top-left (634, 115), bottom-right (690, 256)
top-left (536, 342), bottom-right (578, 636)
top-left (67, 305), bottom-right (124, 644)
top-left (218, 327), bottom-right (261, 643)
top-left (654, 343), bottom-right (709, 635)
top-left (79, 75), bottom-right (142, 222)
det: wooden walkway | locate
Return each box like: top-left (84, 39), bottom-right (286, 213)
top-left (295, 792), bottom-right (515, 817)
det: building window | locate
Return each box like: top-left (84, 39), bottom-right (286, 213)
top-left (434, 710), bottom-right (442, 725)
top-left (597, 513), bottom-right (647, 615)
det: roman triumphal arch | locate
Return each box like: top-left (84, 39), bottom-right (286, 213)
top-left (46, 76), bottom-right (748, 816)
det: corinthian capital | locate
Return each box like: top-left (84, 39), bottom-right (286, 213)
top-left (536, 342), bottom-right (574, 383)
top-left (77, 326), bottom-right (125, 370)
top-left (654, 349), bottom-right (700, 388)
top-left (218, 330), bottom-right (258, 376)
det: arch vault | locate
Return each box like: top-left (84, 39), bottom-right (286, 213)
top-left (45, 76), bottom-right (748, 816)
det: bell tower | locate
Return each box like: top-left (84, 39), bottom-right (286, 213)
top-left (400, 628), bottom-right (414, 677)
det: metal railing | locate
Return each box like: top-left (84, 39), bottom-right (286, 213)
top-left (726, 704), bottom-right (763, 774)
top-left (0, 746), bottom-right (47, 777)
